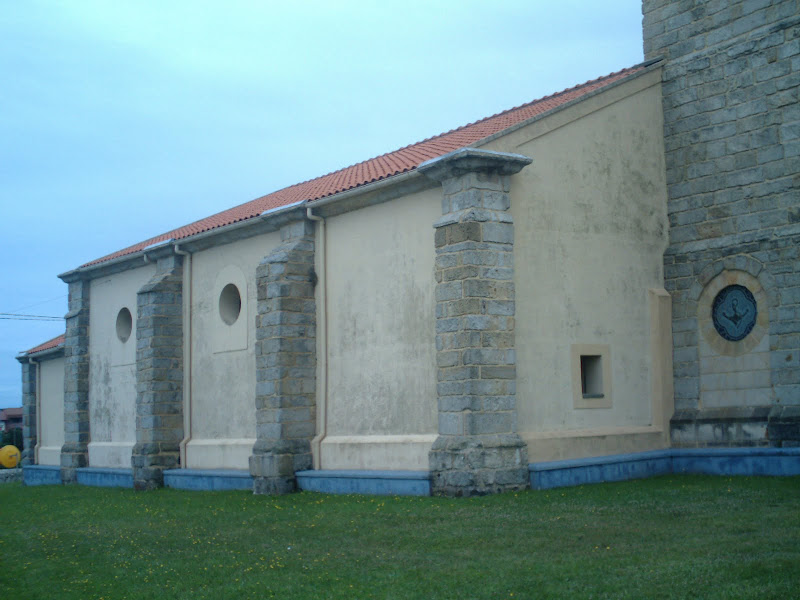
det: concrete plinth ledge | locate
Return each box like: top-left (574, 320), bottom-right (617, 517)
top-left (671, 447), bottom-right (800, 477)
top-left (164, 469), bottom-right (253, 491)
top-left (296, 470), bottom-right (431, 496)
top-left (530, 450), bottom-right (673, 489)
top-left (530, 447), bottom-right (800, 489)
top-left (23, 465), bottom-right (62, 486)
top-left (76, 467), bottom-right (134, 488)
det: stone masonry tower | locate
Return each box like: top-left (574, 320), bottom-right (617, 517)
top-left (643, 0), bottom-right (799, 446)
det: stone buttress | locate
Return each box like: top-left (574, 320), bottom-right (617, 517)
top-left (132, 255), bottom-right (185, 490)
top-left (250, 220), bottom-right (317, 494)
top-left (61, 279), bottom-right (91, 483)
top-left (419, 148), bottom-right (532, 496)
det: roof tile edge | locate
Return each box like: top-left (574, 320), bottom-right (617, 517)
top-left (75, 62), bottom-right (649, 271)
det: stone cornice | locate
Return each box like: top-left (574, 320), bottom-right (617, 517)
top-left (418, 148), bottom-right (532, 182)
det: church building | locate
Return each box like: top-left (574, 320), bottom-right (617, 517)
top-left (17, 0), bottom-right (799, 495)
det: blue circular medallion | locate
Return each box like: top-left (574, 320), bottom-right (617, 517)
top-left (712, 285), bottom-right (757, 342)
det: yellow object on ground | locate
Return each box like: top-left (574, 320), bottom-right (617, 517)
top-left (0, 445), bottom-right (21, 468)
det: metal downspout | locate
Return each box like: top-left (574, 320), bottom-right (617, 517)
top-left (306, 207), bottom-right (327, 470)
top-left (174, 244), bottom-right (192, 468)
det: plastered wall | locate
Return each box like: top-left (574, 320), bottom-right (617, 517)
top-left (320, 188), bottom-right (440, 470)
top-left (36, 355), bottom-right (64, 466)
top-left (88, 263), bottom-right (156, 468)
top-left (186, 231), bottom-right (281, 469)
top-left (486, 72), bottom-right (671, 459)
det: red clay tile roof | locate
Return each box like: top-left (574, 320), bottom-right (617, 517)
top-left (25, 334), bottom-right (66, 355)
top-left (82, 64), bottom-right (644, 268)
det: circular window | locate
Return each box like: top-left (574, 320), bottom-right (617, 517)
top-left (116, 307), bottom-right (133, 343)
top-left (712, 285), bottom-right (757, 342)
top-left (219, 283), bottom-right (242, 325)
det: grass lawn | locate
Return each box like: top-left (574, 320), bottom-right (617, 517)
top-left (1, 475), bottom-right (798, 599)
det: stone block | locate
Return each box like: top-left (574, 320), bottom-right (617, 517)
top-left (481, 395), bottom-right (516, 411)
top-left (462, 348), bottom-right (515, 366)
top-left (441, 265), bottom-right (480, 282)
top-left (449, 189), bottom-right (484, 211)
top-left (438, 412), bottom-right (466, 436)
top-left (461, 250), bottom-right (498, 267)
top-left (469, 413), bottom-right (513, 435)
top-left (481, 191), bottom-right (511, 211)
top-left (480, 366), bottom-right (516, 380)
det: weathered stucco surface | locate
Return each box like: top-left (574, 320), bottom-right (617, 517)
top-left (320, 188), bottom-right (440, 469)
top-left (484, 71), bottom-right (671, 458)
top-left (187, 231), bottom-right (281, 469)
top-left (89, 264), bottom-right (156, 468)
top-left (37, 356), bottom-right (64, 466)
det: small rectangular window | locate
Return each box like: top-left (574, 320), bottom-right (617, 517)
top-left (580, 355), bottom-right (604, 398)
top-left (571, 344), bottom-right (612, 409)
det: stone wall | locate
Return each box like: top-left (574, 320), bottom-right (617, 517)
top-left (643, 0), bottom-right (799, 445)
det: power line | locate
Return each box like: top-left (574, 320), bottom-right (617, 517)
top-left (6, 294), bottom-right (68, 314)
top-left (0, 313), bottom-right (63, 321)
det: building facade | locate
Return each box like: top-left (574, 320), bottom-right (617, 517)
top-left (18, 0), bottom-right (800, 495)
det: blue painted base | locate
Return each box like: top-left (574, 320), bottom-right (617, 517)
top-left (163, 469), bottom-right (253, 491)
top-left (23, 465), bottom-right (62, 486)
top-left (672, 447), bottom-right (800, 476)
top-left (22, 449), bottom-right (800, 494)
top-left (296, 469), bottom-right (431, 496)
top-left (530, 450), bottom-right (672, 490)
top-left (530, 447), bottom-right (800, 489)
top-left (76, 467), bottom-right (133, 488)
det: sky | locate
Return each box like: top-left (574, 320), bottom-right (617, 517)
top-left (0, 0), bottom-right (645, 407)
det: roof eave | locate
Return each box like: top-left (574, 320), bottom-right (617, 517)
top-left (59, 60), bottom-right (663, 281)
top-left (22, 344), bottom-right (66, 361)
top-left (60, 201), bottom-right (312, 281)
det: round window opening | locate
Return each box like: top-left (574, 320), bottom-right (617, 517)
top-left (712, 284), bottom-right (757, 342)
top-left (219, 283), bottom-right (242, 326)
top-left (116, 307), bottom-right (133, 343)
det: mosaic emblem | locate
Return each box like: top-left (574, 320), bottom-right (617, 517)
top-left (712, 285), bottom-right (757, 342)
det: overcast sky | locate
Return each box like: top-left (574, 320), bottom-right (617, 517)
top-left (0, 0), bottom-right (645, 407)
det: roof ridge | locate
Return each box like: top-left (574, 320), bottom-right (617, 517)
top-left (269, 65), bottom-right (642, 189)
top-left (397, 64), bottom-right (642, 148)
top-left (74, 62), bottom-right (646, 270)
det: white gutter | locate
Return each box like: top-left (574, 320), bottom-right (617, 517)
top-left (306, 206), bottom-right (328, 470)
top-left (142, 239), bottom-right (173, 252)
top-left (306, 170), bottom-right (423, 210)
top-left (260, 199), bottom-right (305, 217)
top-left (173, 244), bottom-right (193, 468)
top-left (22, 345), bottom-right (66, 360)
top-left (143, 239), bottom-right (174, 264)
top-left (60, 201), bottom-right (309, 280)
top-left (63, 168), bottom-right (421, 281)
